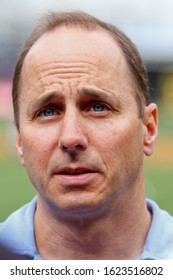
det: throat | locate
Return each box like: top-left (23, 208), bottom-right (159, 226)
top-left (65, 229), bottom-right (107, 256)
top-left (35, 210), bottom-right (112, 259)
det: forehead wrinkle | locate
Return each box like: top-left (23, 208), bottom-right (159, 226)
top-left (23, 52), bottom-right (111, 78)
top-left (45, 61), bottom-right (101, 74)
top-left (22, 62), bottom-right (103, 88)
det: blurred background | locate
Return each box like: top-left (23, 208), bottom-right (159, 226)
top-left (0, 0), bottom-right (173, 221)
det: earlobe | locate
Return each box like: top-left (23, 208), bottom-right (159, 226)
top-left (16, 134), bottom-right (25, 166)
top-left (143, 103), bottom-right (158, 156)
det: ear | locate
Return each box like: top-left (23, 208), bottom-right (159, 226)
top-left (16, 133), bottom-right (25, 166)
top-left (143, 103), bottom-right (158, 156)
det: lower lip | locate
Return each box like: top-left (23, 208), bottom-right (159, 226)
top-left (55, 172), bottom-right (96, 187)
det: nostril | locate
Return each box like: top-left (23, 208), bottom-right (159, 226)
top-left (62, 143), bottom-right (85, 152)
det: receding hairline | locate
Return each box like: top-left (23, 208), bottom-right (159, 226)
top-left (23, 24), bottom-right (126, 65)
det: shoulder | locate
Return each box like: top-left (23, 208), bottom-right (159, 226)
top-left (142, 199), bottom-right (173, 259)
top-left (0, 197), bottom-right (37, 259)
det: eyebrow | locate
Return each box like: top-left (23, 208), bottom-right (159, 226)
top-left (27, 86), bottom-right (121, 116)
top-left (77, 86), bottom-right (121, 105)
top-left (27, 91), bottom-right (63, 115)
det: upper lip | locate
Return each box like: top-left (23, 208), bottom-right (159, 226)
top-left (54, 167), bottom-right (97, 175)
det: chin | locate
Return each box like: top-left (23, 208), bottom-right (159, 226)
top-left (46, 192), bottom-right (111, 220)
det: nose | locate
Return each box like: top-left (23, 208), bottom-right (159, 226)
top-left (58, 110), bottom-right (88, 153)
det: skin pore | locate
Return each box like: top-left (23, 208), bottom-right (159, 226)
top-left (16, 26), bottom-right (158, 259)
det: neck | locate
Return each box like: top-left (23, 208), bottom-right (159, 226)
top-left (34, 191), bottom-right (151, 260)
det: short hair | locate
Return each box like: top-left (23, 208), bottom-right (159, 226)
top-left (12, 11), bottom-right (149, 129)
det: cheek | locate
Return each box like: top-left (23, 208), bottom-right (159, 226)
top-left (20, 130), bottom-right (56, 191)
top-left (94, 121), bottom-right (144, 171)
top-left (21, 129), bottom-right (55, 169)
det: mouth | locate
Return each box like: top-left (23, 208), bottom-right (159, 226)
top-left (58, 168), bottom-right (95, 175)
top-left (54, 167), bottom-right (97, 187)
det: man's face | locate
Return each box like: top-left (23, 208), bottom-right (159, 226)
top-left (16, 27), bottom-right (156, 214)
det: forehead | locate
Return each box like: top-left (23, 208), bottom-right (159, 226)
top-left (22, 26), bottom-right (129, 76)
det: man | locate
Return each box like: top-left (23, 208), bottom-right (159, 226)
top-left (0, 11), bottom-right (173, 260)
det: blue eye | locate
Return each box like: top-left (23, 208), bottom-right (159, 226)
top-left (40, 108), bottom-right (56, 117)
top-left (92, 103), bottom-right (107, 112)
